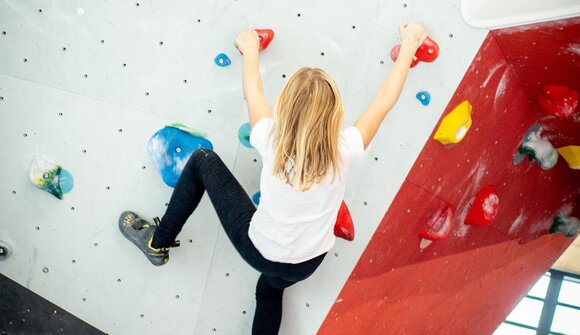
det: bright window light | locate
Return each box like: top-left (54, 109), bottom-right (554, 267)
top-left (551, 305), bottom-right (580, 334)
top-left (558, 278), bottom-right (580, 306)
top-left (528, 274), bottom-right (551, 298)
top-left (505, 297), bottom-right (544, 328)
top-left (493, 322), bottom-right (536, 335)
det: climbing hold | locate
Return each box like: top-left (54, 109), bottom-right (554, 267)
top-left (238, 122), bottom-right (253, 148)
top-left (252, 191), bottom-right (261, 205)
top-left (556, 145), bottom-right (580, 170)
top-left (550, 213), bottom-right (580, 237)
top-left (237, 29), bottom-right (275, 55)
top-left (214, 53), bottom-right (231, 67)
top-left (29, 156), bottom-right (74, 199)
top-left (464, 185), bottom-right (499, 227)
top-left (418, 205), bottom-right (454, 249)
top-left (256, 29), bottom-right (274, 51)
top-left (334, 201), bottom-right (355, 241)
top-left (537, 85), bottom-right (579, 119)
top-left (433, 100), bottom-right (472, 145)
top-left (390, 36), bottom-right (439, 68)
top-left (58, 169), bottom-right (74, 194)
top-left (416, 91), bottom-right (431, 106)
top-left (167, 122), bottom-right (206, 137)
top-left (513, 123), bottom-right (558, 170)
top-left (148, 124), bottom-right (213, 188)
top-left (0, 241), bottom-right (11, 260)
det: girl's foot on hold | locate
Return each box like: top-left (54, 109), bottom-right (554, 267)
top-left (118, 211), bottom-right (180, 266)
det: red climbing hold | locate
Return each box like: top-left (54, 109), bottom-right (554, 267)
top-left (465, 185), bottom-right (499, 227)
top-left (537, 85), bottom-right (579, 119)
top-left (334, 201), bottom-right (355, 241)
top-left (418, 205), bottom-right (454, 241)
top-left (256, 29), bottom-right (274, 52)
top-left (390, 36), bottom-right (439, 68)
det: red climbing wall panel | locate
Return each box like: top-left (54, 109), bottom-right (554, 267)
top-left (319, 18), bottom-right (579, 335)
top-left (491, 17), bottom-right (580, 148)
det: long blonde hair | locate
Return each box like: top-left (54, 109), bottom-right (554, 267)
top-left (272, 67), bottom-right (344, 192)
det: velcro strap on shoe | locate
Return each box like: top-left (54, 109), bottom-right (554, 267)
top-left (131, 221), bottom-right (146, 230)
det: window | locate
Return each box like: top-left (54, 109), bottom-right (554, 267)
top-left (493, 270), bottom-right (580, 335)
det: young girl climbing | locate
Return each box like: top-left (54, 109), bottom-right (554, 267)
top-left (119, 22), bottom-right (427, 334)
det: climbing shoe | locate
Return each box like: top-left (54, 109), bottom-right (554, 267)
top-left (118, 211), bottom-right (180, 266)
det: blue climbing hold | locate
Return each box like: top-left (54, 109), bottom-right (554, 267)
top-left (252, 191), bottom-right (261, 205)
top-left (148, 125), bottom-right (213, 188)
top-left (416, 91), bottom-right (431, 106)
top-left (238, 122), bottom-right (253, 148)
top-left (214, 53), bottom-right (231, 67)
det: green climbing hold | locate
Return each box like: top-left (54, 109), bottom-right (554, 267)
top-left (550, 213), bottom-right (580, 237)
top-left (513, 123), bottom-right (558, 170)
top-left (167, 123), bottom-right (206, 137)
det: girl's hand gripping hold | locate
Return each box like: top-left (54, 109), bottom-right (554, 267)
top-left (235, 30), bottom-right (260, 55)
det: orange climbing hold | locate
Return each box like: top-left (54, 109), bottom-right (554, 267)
top-left (537, 85), bottom-right (579, 119)
top-left (465, 185), bottom-right (499, 227)
top-left (256, 29), bottom-right (275, 52)
top-left (390, 36), bottom-right (440, 68)
top-left (334, 201), bottom-right (355, 241)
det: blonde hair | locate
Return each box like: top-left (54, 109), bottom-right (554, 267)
top-left (272, 67), bottom-right (344, 192)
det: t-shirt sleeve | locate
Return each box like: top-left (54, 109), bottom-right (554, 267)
top-left (249, 118), bottom-right (274, 156)
top-left (341, 126), bottom-right (365, 162)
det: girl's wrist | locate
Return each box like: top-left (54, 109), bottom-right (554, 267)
top-left (242, 48), bottom-right (260, 56)
top-left (401, 39), bottom-right (420, 49)
top-left (400, 41), bottom-right (419, 53)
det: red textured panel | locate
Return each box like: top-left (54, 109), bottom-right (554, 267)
top-left (319, 22), bottom-right (578, 334)
top-left (319, 181), bottom-right (569, 334)
top-left (406, 31), bottom-right (578, 241)
top-left (492, 17), bottom-right (580, 147)
top-left (407, 35), bottom-right (537, 207)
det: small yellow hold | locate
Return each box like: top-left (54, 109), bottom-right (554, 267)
top-left (557, 145), bottom-right (580, 170)
top-left (433, 100), bottom-right (473, 145)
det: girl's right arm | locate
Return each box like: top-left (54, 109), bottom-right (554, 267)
top-left (354, 23), bottom-right (428, 149)
top-left (236, 30), bottom-right (271, 127)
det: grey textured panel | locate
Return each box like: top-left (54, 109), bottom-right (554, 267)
top-left (0, 273), bottom-right (105, 334)
top-left (0, 0), bottom-right (488, 334)
top-left (0, 74), bottom-right (239, 334)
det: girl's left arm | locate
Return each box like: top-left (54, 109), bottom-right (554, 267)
top-left (236, 30), bottom-right (270, 127)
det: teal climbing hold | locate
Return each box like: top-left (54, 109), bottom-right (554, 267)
top-left (252, 191), bottom-right (261, 205)
top-left (29, 155), bottom-right (74, 199)
top-left (238, 122), bottom-right (253, 148)
top-left (416, 91), bottom-right (431, 106)
top-left (58, 169), bottom-right (75, 194)
top-left (215, 53), bottom-right (231, 67)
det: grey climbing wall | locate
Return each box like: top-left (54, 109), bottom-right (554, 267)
top-left (0, 0), bottom-right (487, 334)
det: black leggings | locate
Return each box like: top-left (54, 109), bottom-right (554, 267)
top-left (152, 148), bottom-right (326, 334)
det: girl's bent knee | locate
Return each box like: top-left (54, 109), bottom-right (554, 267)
top-left (193, 148), bottom-right (215, 158)
top-left (186, 148), bottom-right (223, 173)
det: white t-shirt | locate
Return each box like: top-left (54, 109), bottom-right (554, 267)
top-left (248, 118), bottom-right (364, 264)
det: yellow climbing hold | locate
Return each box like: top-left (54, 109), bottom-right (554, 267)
top-left (557, 145), bottom-right (580, 170)
top-left (433, 100), bottom-right (473, 145)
